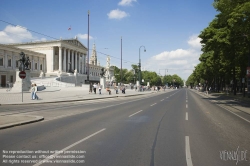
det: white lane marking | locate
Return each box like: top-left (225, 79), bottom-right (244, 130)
top-left (217, 104), bottom-right (250, 124)
top-left (186, 104), bottom-right (188, 108)
top-left (161, 99), bottom-right (164, 101)
top-left (185, 136), bottom-right (193, 166)
top-left (129, 110), bottom-right (143, 117)
top-left (186, 100), bottom-right (188, 103)
top-left (33, 128), bottom-right (106, 166)
top-left (150, 103), bottom-right (157, 106)
top-left (166, 97), bottom-right (169, 99)
top-left (38, 92), bottom-right (169, 123)
top-left (186, 112), bottom-right (188, 120)
top-left (192, 90), bottom-right (250, 124)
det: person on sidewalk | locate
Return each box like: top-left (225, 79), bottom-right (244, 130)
top-left (30, 83), bottom-right (35, 100)
top-left (122, 86), bottom-right (126, 94)
top-left (34, 84), bottom-right (39, 100)
top-left (98, 83), bottom-right (102, 94)
top-left (89, 83), bottom-right (93, 94)
top-left (93, 83), bottom-right (97, 94)
top-left (106, 87), bottom-right (111, 95)
top-left (114, 86), bottom-right (118, 94)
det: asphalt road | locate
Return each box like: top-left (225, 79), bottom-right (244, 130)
top-left (0, 89), bottom-right (250, 166)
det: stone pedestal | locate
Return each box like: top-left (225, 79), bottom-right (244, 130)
top-left (12, 70), bottom-right (32, 92)
top-left (136, 81), bottom-right (140, 86)
top-left (100, 77), bottom-right (106, 89)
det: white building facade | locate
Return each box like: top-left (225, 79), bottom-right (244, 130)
top-left (9, 38), bottom-right (88, 76)
top-left (0, 44), bottom-right (46, 87)
top-left (0, 39), bottom-right (115, 87)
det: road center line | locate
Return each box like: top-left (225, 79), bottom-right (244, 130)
top-left (185, 136), bottom-right (193, 166)
top-left (186, 112), bottom-right (188, 120)
top-left (186, 104), bottom-right (188, 108)
top-left (186, 100), bottom-right (188, 103)
top-left (129, 110), bottom-right (143, 117)
top-left (161, 99), bottom-right (164, 101)
top-left (150, 103), bottom-right (157, 106)
top-left (33, 128), bottom-right (106, 166)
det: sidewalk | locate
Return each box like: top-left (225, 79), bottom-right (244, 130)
top-left (0, 87), bottom-right (160, 129)
top-left (0, 87), bottom-right (155, 105)
top-left (192, 89), bottom-right (250, 115)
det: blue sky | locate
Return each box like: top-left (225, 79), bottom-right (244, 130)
top-left (0, 0), bottom-right (217, 80)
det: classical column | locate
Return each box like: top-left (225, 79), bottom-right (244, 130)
top-left (51, 47), bottom-right (54, 72)
top-left (38, 57), bottom-right (40, 71)
top-left (78, 54), bottom-right (81, 74)
top-left (67, 49), bottom-right (70, 72)
top-left (43, 58), bottom-right (46, 72)
top-left (12, 52), bottom-right (15, 69)
top-left (4, 50), bottom-right (7, 68)
top-left (28, 54), bottom-right (34, 71)
top-left (63, 48), bottom-right (66, 72)
top-left (75, 52), bottom-right (78, 72)
top-left (83, 54), bottom-right (86, 74)
top-left (71, 50), bottom-right (75, 70)
top-left (59, 46), bottom-right (62, 72)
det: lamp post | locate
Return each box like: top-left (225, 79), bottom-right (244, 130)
top-left (87, 10), bottom-right (90, 83)
top-left (139, 46), bottom-right (146, 86)
top-left (121, 36), bottom-right (122, 85)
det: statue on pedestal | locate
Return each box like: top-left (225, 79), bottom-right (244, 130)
top-left (106, 55), bottom-right (110, 68)
top-left (19, 52), bottom-right (30, 71)
top-left (100, 68), bottom-right (106, 77)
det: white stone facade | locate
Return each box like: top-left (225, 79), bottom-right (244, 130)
top-left (9, 38), bottom-right (88, 76)
top-left (0, 44), bottom-right (46, 87)
top-left (0, 39), bottom-right (115, 87)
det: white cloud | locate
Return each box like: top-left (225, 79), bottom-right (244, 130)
top-left (0, 25), bottom-right (46, 44)
top-left (107, 9), bottom-right (129, 20)
top-left (0, 25), bottom-right (33, 43)
top-left (118, 0), bottom-right (137, 6)
top-left (144, 35), bottom-right (202, 80)
top-left (77, 34), bottom-right (93, 40)
top-left (187, 35), bottom-right (201, 49)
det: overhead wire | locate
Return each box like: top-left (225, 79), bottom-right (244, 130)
top-left (0, 19), bottom-right (139, 66)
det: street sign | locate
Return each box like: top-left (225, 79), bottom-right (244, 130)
top-left (19, 71), bottom-right (26, 79)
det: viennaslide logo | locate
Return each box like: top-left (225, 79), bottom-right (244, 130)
top-left (220, 146), bottom-right (248, 165)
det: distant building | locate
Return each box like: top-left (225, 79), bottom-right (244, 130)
top-left (88, 43), bottom-right (102, 78)
top-left (0, 38), bottom-right (114, 87)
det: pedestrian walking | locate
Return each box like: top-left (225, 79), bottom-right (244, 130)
top-left (122, 86), bottom-right (126, 94)
top-left (89, 83), bottom-right (93, 94)
top-left (30, 83), bottom-right (35, 100)
top-left (98, 83), bottom-right (102, 94)
top-left (114, 86), bottom-right (118, 94)
top-left (93, 83), bottom-right (97, 94)
top-left (34, 84), bottom-right (39, 100)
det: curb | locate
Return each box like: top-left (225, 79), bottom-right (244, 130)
top-left (191, 89), bottom-right (250, 116)
top-left (0, 92), bottom-right (155, 106)
top-left (0, 115), bottom-right (44, 130)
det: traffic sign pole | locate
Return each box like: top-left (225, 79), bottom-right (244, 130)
top-left (22, 79), bottom-right (23, 102)
top-left (19, 71), bottom-right (26, 102)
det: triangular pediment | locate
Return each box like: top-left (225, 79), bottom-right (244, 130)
top-left (63, 39), bottom-right (87, 49)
